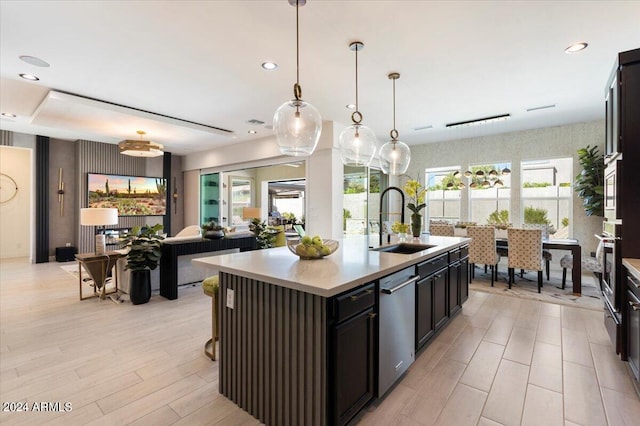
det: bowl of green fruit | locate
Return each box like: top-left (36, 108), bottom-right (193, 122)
top-left (287, 235), bottom-right (339, 260)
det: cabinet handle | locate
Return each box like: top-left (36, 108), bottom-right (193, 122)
top-left (630, 278), bottom-right (640, 289)
top-left (368, 312), bottom-right (377, 319)
top-left (350, 288), bottom-right (373, 301)
top-left (630, 301), bottom-right (640, 311)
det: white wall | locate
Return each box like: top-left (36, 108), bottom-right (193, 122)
top-left (0, 146), bottom-right (32, 259)
top-left (402, 120), bottom-right (605, 255)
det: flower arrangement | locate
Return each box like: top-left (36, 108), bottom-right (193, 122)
top-left (391, 221), bottom-right (410, 234)
top-left (403, 178), bottom-right (426, 214)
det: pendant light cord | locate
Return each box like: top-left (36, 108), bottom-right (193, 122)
top-left (351, 43), bottom-right (363, 125)
top-left (293, 1), bottom-right (302, 101)
top-left (389, 74), bottom-right (399, 141)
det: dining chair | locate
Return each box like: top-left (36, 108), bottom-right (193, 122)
top-left (507, 228), bottom-right (543, 293)
top-left (522, 223), bottom-right (552, 280)
top-left (429, 223), bottom-right (455, 237)
top-left (559, 239), bottom-right (611, 289)
top-left (467, 226), bottom-right (500, 286)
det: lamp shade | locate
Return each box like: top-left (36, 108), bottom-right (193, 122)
top-left (273, 100), bottom-right (322, 156)
top-left (339, 124), bottom-right (377, 167)
top-left (80, 208), bottom-right (118, 226)
top-left (242, 207), bottom-right (262, 220)
top-left (379, 140), bottom-right (411, 175)
top-left (118, 139), bottom-right (164, 157)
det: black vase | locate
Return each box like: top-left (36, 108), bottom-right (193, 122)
top-left (129, 269), bottom-right (151, 305)
top-left (204, 230), bottom-right (224, 239)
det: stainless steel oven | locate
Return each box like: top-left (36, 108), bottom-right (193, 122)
top-left (604, 159), bottom-right (622, 223)
top-left (602, 222), bottom-right (624, 356)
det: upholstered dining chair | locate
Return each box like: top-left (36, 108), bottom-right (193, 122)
top-left (560, 238), bottom-right (611, 289)
top-left (430, 223), bottom-right (455, 237)
top-left (523, 223), bottom-right (552, 280)
top-left (467, 226), bottom-right (500, 286)
top-left (507, 228), bottom-right (543, 293)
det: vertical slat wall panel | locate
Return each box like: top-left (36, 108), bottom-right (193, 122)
top-left (220, 272), bottom-right (327, 426)
top-left (35, 136), bottom-right (49, 263)
top-left (75, 140), bottom-right (146, 253)
top-left (0, 130), bottom-right (13, 146)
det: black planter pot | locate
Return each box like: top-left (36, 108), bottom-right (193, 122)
top-left (204, 230), bottom-right (224, 239)
top-left (129, 269), bottom-right (151, 305)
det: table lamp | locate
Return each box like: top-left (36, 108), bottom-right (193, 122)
top-left (80, 208), bottom-right (118, 254)
top-left (242, 207), bottom-right (262, 221)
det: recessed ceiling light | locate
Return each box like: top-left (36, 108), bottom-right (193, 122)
top-left (19, 73), bottom-right (39, 81)
top-left (346, 104), bottom-right (356, 109)
top-left (1, 112), bottom-right (17, 118)
top-left (565, 42), bottom-right (588, 53)
top-left (248, 130), bottom-right (257, 134)
top-left (19, 55), bottom-right (50, 67)
top-left (262, 62), bottom-right (278, 70)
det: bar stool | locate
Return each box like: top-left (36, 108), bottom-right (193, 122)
top-left (202, 275), bottom-right (219, 361)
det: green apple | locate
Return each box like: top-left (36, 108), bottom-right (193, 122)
top-left (301, 235), bottom-right (313, 245)
top-left (306, 246), bottom-right (320, 257)
top-left (312, 235), bottom-right (323, 246)
top-left (296, 245), bottom-right (308, 257)
top-left (320, 245), bottom-right (331, 256)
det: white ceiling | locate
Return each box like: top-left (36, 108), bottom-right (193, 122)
top-left (1, 1), bottom-right (639, 156)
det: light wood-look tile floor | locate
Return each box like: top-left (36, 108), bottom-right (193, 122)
top-left (1, 259), bottom-right (639, 425)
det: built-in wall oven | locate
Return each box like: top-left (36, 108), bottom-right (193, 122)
top-left (602, 222), bottom-right (625, 358)
top-left (604, 159), bottom-right (622, 223)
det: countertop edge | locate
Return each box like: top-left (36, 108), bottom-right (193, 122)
top-left (622, 258), bottom-right (640, 280)
top-left (193, 238), bottom-right (470, 298)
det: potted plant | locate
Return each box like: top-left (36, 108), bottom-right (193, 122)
top-left (249, 218), bottom-right (277, 249)
top-left (201, 221), bottom-right (224, 239)
top-left (121, 224), bottom-right (164, 305)
top-left (575, 145), bottom-right (605, 217)
top-left (403, 178), bottom-right (427, 237)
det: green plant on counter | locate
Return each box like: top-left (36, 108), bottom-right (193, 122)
top-left (522, 182), bottom-right (551, 188)
top-left (391, 221), bottom-right (410, 234)
top-left (575, 145), bottom-right (604, 216)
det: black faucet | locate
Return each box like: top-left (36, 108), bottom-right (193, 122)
top-left (379, 186), bottom-right (405, 246)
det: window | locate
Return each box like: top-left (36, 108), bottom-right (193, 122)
top-left (343, 166), bottom-right (382, 237)
top-left (521, 158), bottom-right (572, 239)
top-left (230, 177), bottom-right (252, 225)
top-left (468, 163), bottom-right (511, 225)
top-left (425, 167), bottom-right (462, 223)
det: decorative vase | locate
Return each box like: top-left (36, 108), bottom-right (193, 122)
top-left (411, 213), bottom-right (422, 237)
top-left (398, 233), bottom-right (408, 242)
top-left (130, 269), bottom-right (151, 305)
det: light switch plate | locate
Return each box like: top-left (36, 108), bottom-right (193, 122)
top-left (226, 288), bottom-right (235, 309)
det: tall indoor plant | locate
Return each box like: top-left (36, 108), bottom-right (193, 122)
top-left (575, 145), bottom-right (605, 217)
top-left (122, 224), bottom-right (164, 305)
top-left (403, 178), bottom-right (427, 237)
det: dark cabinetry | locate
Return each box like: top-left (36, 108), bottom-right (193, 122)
top-left (415, 246), bottom-right (469, 351)
top-left (330, 283), bottom-right (376, 426)
top-left (625, 268), bottom-right (640, 383)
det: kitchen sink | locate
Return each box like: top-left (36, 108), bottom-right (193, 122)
top-left (372, 243), bottom-right (436, 254)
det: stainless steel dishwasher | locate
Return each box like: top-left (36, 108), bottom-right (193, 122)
top-left (378, 266), bottom-right (418, 396)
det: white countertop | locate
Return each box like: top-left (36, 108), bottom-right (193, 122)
top-left (623, 258), bottom-right (640, 280)
top-left (192, 235), bottom-right (469, 297)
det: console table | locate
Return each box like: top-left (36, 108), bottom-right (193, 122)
top-left (76, 252), bottom-right (121, 300)
top-left (159, 236), bottom-right (257, 300)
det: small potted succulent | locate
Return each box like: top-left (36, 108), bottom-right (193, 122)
top-left (121, 224), bottom-right (164, 305)
top-left (201, 221), bottom-right (225, 239)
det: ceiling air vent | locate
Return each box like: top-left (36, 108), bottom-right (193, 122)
top-left (446, 113), bottom-right (510, 128)
top-left (247, 119), bottom-right (265, 125)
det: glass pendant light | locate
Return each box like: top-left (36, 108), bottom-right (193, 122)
top-left (339, 41), bottom-right (377, 166)
top-left (379, 72), bottom-right (410, 175)
top-left (273, 0), bottom-right (321, 156)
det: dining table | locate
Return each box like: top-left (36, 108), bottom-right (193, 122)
top-left (453, 228), bottom-right (583, 295)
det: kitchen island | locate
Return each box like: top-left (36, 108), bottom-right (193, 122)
top-left (194, 235), bottom-right (470, 426)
